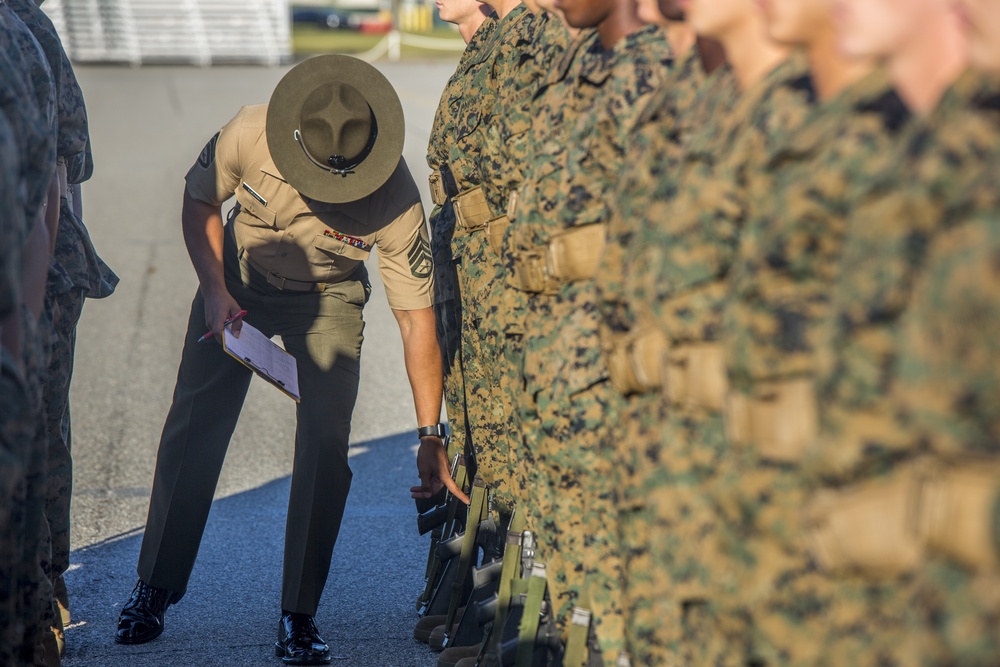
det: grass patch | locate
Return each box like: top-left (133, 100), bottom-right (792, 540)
top-left (292, 26), bottom-right (464, 59)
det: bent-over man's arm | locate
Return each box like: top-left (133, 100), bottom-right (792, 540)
top-left (181, 189), bottom-right (244, 340)
top-left (393, 306), bottom-right (469, 504)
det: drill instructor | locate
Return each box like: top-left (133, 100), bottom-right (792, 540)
top-left (114, 56), bottom-right (464, 665)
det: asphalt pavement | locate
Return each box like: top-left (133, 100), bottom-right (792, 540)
top-left (61, 60), bottom-right (457, 667)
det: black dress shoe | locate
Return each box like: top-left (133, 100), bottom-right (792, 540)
top-left (114, 579), bottom-right (176, 644)
top-left (275, 612), bottom-right (331, 665)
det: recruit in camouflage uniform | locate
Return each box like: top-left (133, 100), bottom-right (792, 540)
top-left (597, 43), bottom-right (715, 666)
top-left (602, 57), bottom-right (739, 666)
top-left (447, 1), bottom-right (539, 516)
top-left (0, 91), bottom-right (31, 667)
top-left (0, 5), bottom-right (60, 664)
top-left (475, 7), bottom-right (571, 518)
top-left (803, 69), bottom-right (1000, 667)
top-left (484, 29), bottom-right (601, 640)
top-left (8, 2), bottom-right (119, 651)
top-left (625, 54), bottom-right (812, 666)
top-left (509, 23), bottom-right (671, 659)
top-left (893, 158), bottom-right (1000, 667)
top-left (718, 67), bottom-right (917, 667)
top-left (428, 13), bottom-right (497, 463)
top-left (499, 25), bottom-right (593, 527)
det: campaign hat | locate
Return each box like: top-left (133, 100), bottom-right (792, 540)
top-left (266, 55), bottom-right (405, 203)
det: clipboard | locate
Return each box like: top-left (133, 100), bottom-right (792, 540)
top-left (221, 321), bottom-right (301, 402)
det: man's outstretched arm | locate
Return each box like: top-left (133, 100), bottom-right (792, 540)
top-left (392, 306), bottom-right (469, 504)
top-left (181, 189), bottom-right (244, 340)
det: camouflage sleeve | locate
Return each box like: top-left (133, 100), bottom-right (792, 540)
top-left (0, 112), bottom-right (19, 320)
top-left (596, 116), bottom-right (663, 326)
top-left (895, 215), bottom-right (1000, 457)
top-left (994, 490), bottom-right (1000, 557)
top-left (184, 107), bottom-right (246, 206)
top-left (12, 0), bottom-right (90, 164)
top-left (56, 53), bottom-right (90, 173)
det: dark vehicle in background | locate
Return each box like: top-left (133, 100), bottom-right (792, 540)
top-left (291, 6), bottom-right (359, 30)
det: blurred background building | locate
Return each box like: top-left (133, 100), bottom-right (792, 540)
top-left (41, 0), bottom-right (292, 65)
top-left (41, 0), bottom-right (452, 65)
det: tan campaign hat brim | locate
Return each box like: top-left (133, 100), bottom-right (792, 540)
top-left (266, 55), bottom-right (405, 203)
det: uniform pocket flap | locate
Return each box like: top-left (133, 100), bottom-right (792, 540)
top-left (235, 184), bottom-right (277, 228)
top-left (313, 230), bottom-right (372, 261)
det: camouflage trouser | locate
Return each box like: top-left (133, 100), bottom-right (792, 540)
top-left (1, 355), bottom-right (30, 666)
top-left (455, 231), bottom-right (518, 512)
top-left (614, 392), bottom-right (681, 666)
top-left (497, 334), bottom-right (529, 512)
top-left (910, 560), bottom-right (1000, 667)
top-left (619, 506), bottom-right (680, 666)
top-left (518, 379), bottom-right (626, 658)
top-left (43, 287), bottom-right (85, 613)
top-left (19, 305), bottom-right (56, 665)
top-left (648, 406), bottom-right (746, 667)
top-left (715, 449), bottom-right (917, 667)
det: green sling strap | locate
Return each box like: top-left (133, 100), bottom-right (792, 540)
top-left (443, 476), bottom-right (488, 643)
top-left (515, 563), bottom-right (548, 667)
top-left (490, 510), bottom-right (527, 652)
top-left (563, 606), bottom-right (593, 667)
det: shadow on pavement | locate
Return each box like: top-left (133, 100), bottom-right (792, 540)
top-left (62, 431), bottom-right (440, 667)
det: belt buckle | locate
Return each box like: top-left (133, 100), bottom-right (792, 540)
top-left (266, 270), bottom-right (287, 291)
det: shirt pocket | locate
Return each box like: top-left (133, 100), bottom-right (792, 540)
top-left (304, 230), bottom-right (373, 273)
top-left (234, 184), bottom-right (277, 229)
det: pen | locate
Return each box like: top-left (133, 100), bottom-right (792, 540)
top-left (197, 310), bottom-right (248, 343)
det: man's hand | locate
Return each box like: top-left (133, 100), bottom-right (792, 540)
top-left (411, 436), bottom-right (469, 504)
top-left (202, 290), bottom-right (245, 341)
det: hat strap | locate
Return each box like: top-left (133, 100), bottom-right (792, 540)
top-left (293, 112), bottom-right (379, 178)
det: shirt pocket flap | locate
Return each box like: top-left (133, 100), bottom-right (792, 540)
top-left (313, 231), bottom-right (372, 262)
top-left (235, 184), bottom-right (277, 228)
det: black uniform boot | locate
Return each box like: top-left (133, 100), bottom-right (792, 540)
top-left (114, 579), bottom-right (177, 644)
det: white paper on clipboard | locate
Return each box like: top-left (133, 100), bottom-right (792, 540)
top-left (222, 321), bottom-right (300, 402)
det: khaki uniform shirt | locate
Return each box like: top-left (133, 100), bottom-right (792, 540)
top-left (186, 104), bottom-right (433, 311)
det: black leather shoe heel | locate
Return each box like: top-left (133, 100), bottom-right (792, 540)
top-left (114, 579), bottom-right (176, 645)
top-left (275, 612), bottom-right (331, 665)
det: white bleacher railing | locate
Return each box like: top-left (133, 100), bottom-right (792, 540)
top-left (42, 0), bottom-right (291, 66)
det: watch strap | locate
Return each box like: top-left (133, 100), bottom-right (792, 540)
top-left (418, 423), bottom-right (446, 438)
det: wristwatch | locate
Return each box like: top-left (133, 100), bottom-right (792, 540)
top-left (417, 423), bottom-right (446, 439)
